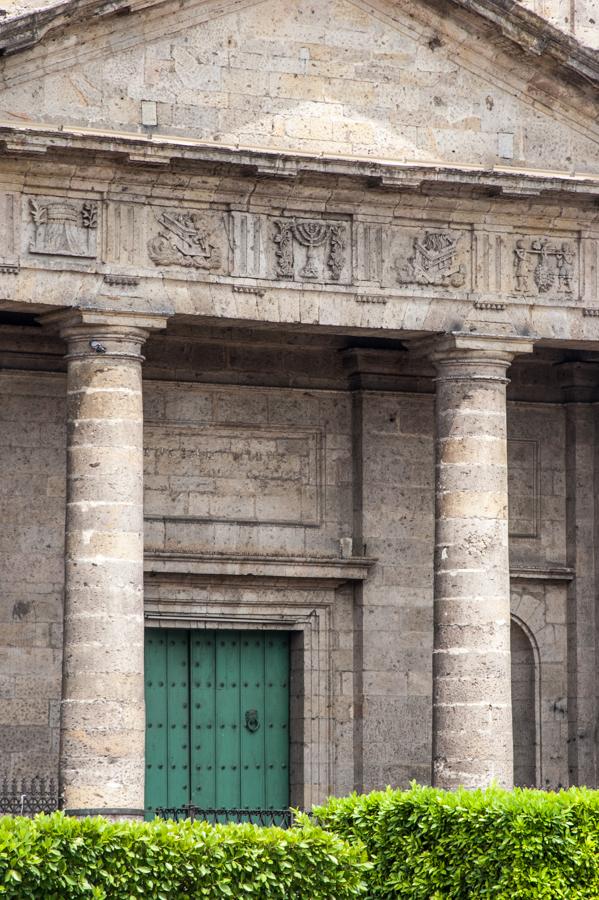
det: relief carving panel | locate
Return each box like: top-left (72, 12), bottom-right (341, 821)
top-left (383, 226), bottom-right (471, 289)
top-left (144, 424), bottom-right (323, 527)
top-left (28, 197), bottom-right (98, 258)
top-left (272, 217), bottom-right (350, 283)
top-left (147, 209), bottom-right (225, 270)
top-left (512, 238), bottom-right (576, 297)
top-left (396, 231), bottom-right (466, 288)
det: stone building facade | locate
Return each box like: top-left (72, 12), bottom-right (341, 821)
top-left (0, 0), bottom-right (598, 817)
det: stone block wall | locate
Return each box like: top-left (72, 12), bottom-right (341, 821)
top-left (0, 372), bottom-right (65, 780)
top-left (0, 0), bottom-right (597, 172)
top-left (355, 391), bottom-right (435, 789)
top-left (0, 352), bottom-right (580, 793)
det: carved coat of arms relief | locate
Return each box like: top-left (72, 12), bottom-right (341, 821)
top-left (29, 198), bottom-right (98, 258)
top-left (148, 209), bottom-right (222, 269)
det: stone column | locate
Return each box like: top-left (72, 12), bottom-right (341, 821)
top-left (48, 309), bottom-right (166, 818)
top-left (431, 332), bottom-right (534, 790)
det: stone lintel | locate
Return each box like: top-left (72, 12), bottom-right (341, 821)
top-left (510, 565), bottom-right (575, 582)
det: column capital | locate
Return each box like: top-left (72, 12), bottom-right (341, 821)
top-left (419, 330), bottom-right (536, 364)
top-left (39, 307), bottom-right (169, 362)
top-left (411, 330), bottom-right (536, 385)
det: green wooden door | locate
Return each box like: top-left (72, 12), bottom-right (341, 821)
top-left (145, 628), bottom-right (290, 818)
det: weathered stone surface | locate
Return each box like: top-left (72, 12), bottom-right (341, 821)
top-left (0, 0), bottom-right (597, 810)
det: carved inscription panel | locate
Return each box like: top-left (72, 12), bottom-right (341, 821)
top-left (144, 424), bottom-right (323, 527)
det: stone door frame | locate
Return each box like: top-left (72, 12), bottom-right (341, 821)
top-left (143, 570), bottom-right (342, 810)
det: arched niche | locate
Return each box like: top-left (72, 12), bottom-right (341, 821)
top-left (511, 617), bottom-right (539, 787)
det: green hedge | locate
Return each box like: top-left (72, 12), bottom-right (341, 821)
top-left (314, 784), bottom-right (599, 899)
top-left (0, 812), bottom-right (368, 899)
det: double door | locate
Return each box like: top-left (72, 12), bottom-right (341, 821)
top-left (144, 628), bottom-right (290, 818)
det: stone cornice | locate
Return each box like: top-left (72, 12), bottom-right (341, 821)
top-left (446, 0), bottom-right (599, 87)
top-left (0, 0), bottom-right (597, 92)
top-left (1, 123), bottom-right (598, 200)
top-left (144, 551), bottom-right (376, 583)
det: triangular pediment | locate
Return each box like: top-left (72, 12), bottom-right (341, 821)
top-left (0, 0), bottom-right (597, 173)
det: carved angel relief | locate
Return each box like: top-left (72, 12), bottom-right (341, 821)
top-left (148, 210), bottom-right (221, 269)
top-left (396, 231), bottom-right (466, 288)
top-left (273, 219), bottom-right (346, 281)
top-left (513, 239), bottom-right (574, 295)
top-left (29, 198), bottom-right (98, 257)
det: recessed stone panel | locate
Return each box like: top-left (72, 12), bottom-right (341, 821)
top-left (144, 423), bottom-right (323, 527)
top-left (508, 439), bottom-right (539, 538)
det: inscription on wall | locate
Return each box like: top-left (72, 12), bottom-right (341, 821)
top-left (508, 439), bottom-right (539, 538)
top-left (144, 424), bottom-right (323, 527)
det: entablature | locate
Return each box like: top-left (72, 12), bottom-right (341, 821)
top-left (0, 137), bottom-right (599, 344)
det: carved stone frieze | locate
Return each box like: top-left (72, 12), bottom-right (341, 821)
top-left (512, 238), bottom-right (575, 295)
top-left (273, 218), bottom-right (347, 282)
top-left (148, 209), bottom-right (222, 269)
top-left (396, 230), bottom-right (466, 288)
top-left (29, 198), bottom-right (98, 258)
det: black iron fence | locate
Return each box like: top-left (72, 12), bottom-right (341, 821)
top-left (154, 805), bottom-right (297, 828)
top-left (0, 781), bottom-right (296, 828)
top-left (0, 777), bottom-right (62, 816)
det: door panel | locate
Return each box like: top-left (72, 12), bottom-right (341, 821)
top-left (240, 634), bottom-right (266, 808)
top-left (264, 634), bottom-right (290, 808)
top-left (145, 628), bottom-right (290, 817)
top-left (215, 632), bottom-right (242, 808)
top-left (190, 631), bottom-right (217, 808)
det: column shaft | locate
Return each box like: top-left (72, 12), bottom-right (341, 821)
top-left (59, 321), bottom-right (150, 817)
top-left (431, 336), bottom-right (531, 790)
